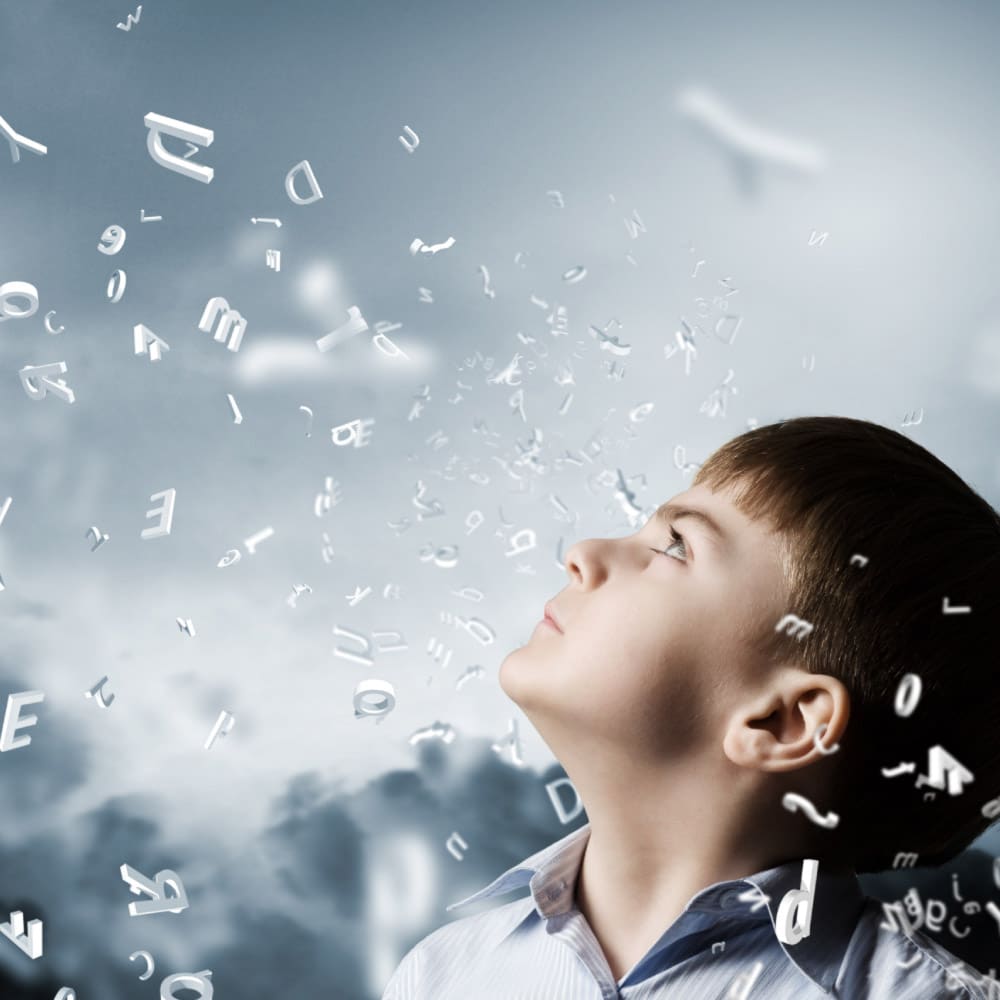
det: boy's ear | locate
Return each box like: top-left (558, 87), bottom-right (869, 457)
top-left (722, 668), bottom-right (851, 773)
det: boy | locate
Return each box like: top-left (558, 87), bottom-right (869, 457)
top-left (383, 415), bottom-right (1000, 998)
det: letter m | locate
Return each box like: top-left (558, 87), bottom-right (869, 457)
top-left (775, 613), bottom-right (814, 640)
top-left (198, 297), bottom-right (247, 352)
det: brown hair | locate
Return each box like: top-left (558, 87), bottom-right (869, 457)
top-left (691, 415), bottom-right (1000, 873)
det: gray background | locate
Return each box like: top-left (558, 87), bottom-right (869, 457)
top-left (2, 0), bottom-right (1000, 996)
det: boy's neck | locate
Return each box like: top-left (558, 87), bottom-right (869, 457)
top-left (566, 750), bottom-right (849, 980)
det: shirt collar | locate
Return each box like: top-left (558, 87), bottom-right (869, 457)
top-left (445, 821), bottom-right (591, 917)
top-left (445, 821), bottom-right (866, 995)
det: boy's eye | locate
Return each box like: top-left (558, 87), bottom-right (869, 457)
top-left (650, 526), bottom-right (687, 562)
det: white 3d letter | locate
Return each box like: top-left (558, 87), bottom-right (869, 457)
top-left (204, 709), bottom-right (235, 749)
top-left (160, 970), bottom-right (213, 999)
top-left (0, 910), bottom-right (43, 959)
top-left (141, 488), bottom-right (176, 540)
top-left (18, 362), bottom-right (75, 403)
top-left (0, 690), bottom-right (45, 752)
top-left (0, 281), bottom-right (39, 322)
top-left (144, 112), bottom-right (214, 184)
top-left (134, 324), bottom-right (170, 362)
top-left (776, 858), bottom-right (818, 945)
top-left (197, 297), bottom-right (247, 353)
top-left (119, 864), bottom-right (189, 916)
top-left (284, 159), bottom-right (324, 204)
top-left (916, 744), bottom-right (975, 796)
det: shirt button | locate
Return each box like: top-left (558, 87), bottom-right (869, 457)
top-left (547, 880), bottom-right (567, 901)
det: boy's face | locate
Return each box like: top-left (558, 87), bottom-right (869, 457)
top-left (499, 483), bottom-right (791, 762)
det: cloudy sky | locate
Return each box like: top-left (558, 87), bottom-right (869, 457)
top-left (2, 0), bottom-right (1000, 996)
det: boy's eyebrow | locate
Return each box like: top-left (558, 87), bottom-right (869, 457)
top-left (653, 503), bottom-right (730, 554)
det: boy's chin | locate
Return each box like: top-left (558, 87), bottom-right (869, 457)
top-left (497, 646), bottom-right (542, 704)
top-left (497, 648), bottom-right (523, 698)
top-left (497, 648), bottom-right (563, 716)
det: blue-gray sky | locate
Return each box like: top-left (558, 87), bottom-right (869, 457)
top-left (3, 0), bottom-right (1000, 996)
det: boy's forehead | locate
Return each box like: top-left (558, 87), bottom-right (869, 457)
top-left (676, 482), bottom-right (734, 509)
top-left (674, 483), bottom-right (769, 529)
top-left (666, 484), bottom-right (741, 529)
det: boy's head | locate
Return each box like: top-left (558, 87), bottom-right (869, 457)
top-left (499, 415), bottom-right (1000, 873)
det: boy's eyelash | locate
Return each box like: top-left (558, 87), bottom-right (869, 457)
top-left (649, 525), bottom-right (687, 562)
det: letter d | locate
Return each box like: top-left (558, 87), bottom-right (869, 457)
top-left (285, 159), bottom-right (324, 205)
top-left (545, 777), bottom-right (583, 824)
top-left (775, 858), bottom-right (818, 946)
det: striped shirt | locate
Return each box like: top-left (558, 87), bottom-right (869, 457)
top-left (382, 821), bottom-right (996, 999)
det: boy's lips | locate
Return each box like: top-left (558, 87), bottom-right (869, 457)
top-left (543, 602), bottom-right (564, 633)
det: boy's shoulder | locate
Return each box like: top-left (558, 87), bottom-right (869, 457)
top-left (385, 885), bottom-right (1000, 999)
top-left (850, 896), bottom-right (998, 998)
top-left (381, 894), bottom-right (536, 999)
top-left (417, 892), bottom-right (537, 953)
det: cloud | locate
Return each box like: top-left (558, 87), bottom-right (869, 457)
top-left (296, 260), bottom-right (349, 321)
top-left (233, 333), bottom-right (439, 386)
top-left (5, 725), bottom-right (1000, 999)
top-left (233, 336), bottom-right (341, 385)
top-left (0, 667), bottom-right (91, 816)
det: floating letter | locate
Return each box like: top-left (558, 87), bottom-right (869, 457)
top-left (129, 949), bottom-right (155, 980)
top-left (782, 791), bottom-right (839, 829)
top-left (775, 858), bottom-right (818, 945)
top-left (144, 112), bottom-right (214, 184)
top-left (160, 970), bottom-right (212, 999)
top-left (353, 679), bottom-right (396, 721)
top-left (916, 744), bottom-right (974, 796)
top-left (399, 126), bottom-right (419, 153)
top-left (84, 675), bottom-right (115, 708)
top-left (894, 673), bottom-right (922, 717)
top-left (285, 159), bottom-right (323, 204)
top-left (204, 710), bottom-right (235, 749)
top-left (107, 269), bottom-right (127, 303)
top-left (0, 910), bottom-right (42, 959)
top-left (134, 323), bottom-right (170, 362)
top-left (120, 864), bottom-right (189, 916)
top-left (0, 114), bottom-right (47, 163)
top-left (0, 280), bottom-right (39, 322)
top-left (97, 225), bottom-right (127, 255)
top-left (141, 488), bottom-right (176, 539)
top-left (0, 690), bottom-right (44, 752)
top-left (316, 305), bottom-right (368, 353)
top-left (445, 832), bottom-right (468, 860)
top-left (19, 362), bottom-right (75, 403)
top-left (775, 613), bottom-right (813, 640)
top-left (197, 297), bottom-right (247, 352)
